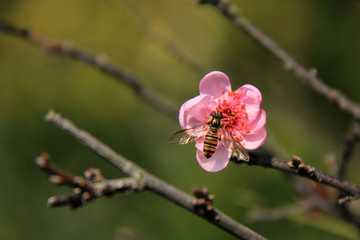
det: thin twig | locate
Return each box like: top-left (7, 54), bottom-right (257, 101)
top-left (44, 109), bottom-right (267, 240)
top-left (0, 19), bottom-right (178, 119)
top-left (333, 121), bottom-right (360, 228)
top-left (336, 204), bottom-right (360, 229)
top-left (231, 153), bottom-right (360, 203)
top-left (36, 153), bottom-right (142, 208)
top-left (338, 121), bottom-right (360, 178)
top-left (198, 0), bottom-right (360, 120)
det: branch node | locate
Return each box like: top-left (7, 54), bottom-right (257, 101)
top-left (35, 152), bottom-right (50, 167)
top-left (308, 68), bottom-right (318, 77)
top-left (287, 155), bottom-right (317, 178)
top-left (82, 192), bottom-right (92, 203)
top-left (283, 62), bottom-right (294, 71)
top-left (36, 153), bottom-right (146, 208)
top-left (291, 155), bottom-right (302, 168)
top-left (192, 186), bottom-right (219, 221)
top-left (94, 53), bottom-right (108, 67)
top-left (84, 168), bottom-right (104, 182)
top-left (48, 175), bottom-right (63, 185)
top-left (47, 196), bottom-right (66, 207)
top-left (73, 176), bottom-right (86, 187)
top-left (338, 195), bottom-right (359, 204)
top-left (135, 170), bottom-right (144, 180)
top-left (44, 109), bottom-right (59, 122)
top-left (74, 188), bottom-right (81, 194)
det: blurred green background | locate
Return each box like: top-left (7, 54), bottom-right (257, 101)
top-left (1, 0), bottom-right (360, 239)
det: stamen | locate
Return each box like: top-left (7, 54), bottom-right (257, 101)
top-left (236, 135), bottom-right (244, 141)
top-left (217, 91), bottom-right (251, 140)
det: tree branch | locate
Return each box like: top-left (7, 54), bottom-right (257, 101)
top-left (231, 153), bottom-right (360, 203)
top-left (35, 152), bottom-right (143, 208)
top-left (198, 0), bottom-right (360, 120)
top-left (43, 109), bottom-right (267, 240)
top-left (0, 19), bottom-right (178, 119)
top-left (332, 122), bottom-right (360, 228)
top-left (338, 121), bottom-right (360, 178)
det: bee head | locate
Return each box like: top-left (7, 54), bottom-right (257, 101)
top-left (208, 111), bottom-right (223, 128)
top-left (210, 111), bottom-right (223, 119)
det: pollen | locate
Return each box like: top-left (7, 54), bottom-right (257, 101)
top-left (236, 135), bottom-right (244, 141)
top-left (217, 90), bottom-right (251, 141)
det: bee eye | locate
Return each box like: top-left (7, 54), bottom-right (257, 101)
top-left (210, 111), bottom-right (216, 117)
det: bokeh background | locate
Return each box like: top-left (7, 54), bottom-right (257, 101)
top-left (1, 0), bottom-right (360, 239)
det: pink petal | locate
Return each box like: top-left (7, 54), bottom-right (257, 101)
top-left (179, 94), bottom-right (217, 129)
top-left (236, 84), bottom-right (262, 122)
top-left (247, 109), bottom-right (266, 134)
top-left (242, 127), bottom-right (267, 150)
top-left (199, 71), bottom-right (232, 98)
top-left (195, 140), bottom-right (232, 172)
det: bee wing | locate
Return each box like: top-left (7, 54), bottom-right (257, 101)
top-left (169, 124), bottom-right (208, 144)
top-left (220, 128), bottom-right (250, 162)
top-left (220, 128), bottom-right (233, 150)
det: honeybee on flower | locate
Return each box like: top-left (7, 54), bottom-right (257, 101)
top-left (170, 71), bottom-right (266, 172)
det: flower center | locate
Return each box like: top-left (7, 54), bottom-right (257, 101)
top-left (217, 90), bottom-right (251, 141)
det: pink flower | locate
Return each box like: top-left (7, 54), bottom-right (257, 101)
top-left (179, 71), bottom-right (266, 172)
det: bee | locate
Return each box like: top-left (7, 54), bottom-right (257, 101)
top-left (169, 111), bottom-right (250, 161)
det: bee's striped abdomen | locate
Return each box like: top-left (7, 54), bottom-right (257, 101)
top-left (203, 128), bottom-right (219, 158)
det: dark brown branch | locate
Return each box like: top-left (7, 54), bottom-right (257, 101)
top-left (43, 109), bottom-right (267, 240)
top-left (36, 153), bottom-right (143, 208)
top-left (0, 19), bottom-right (178, 119)
top-left (198, 0), bottom-right (360, 120)
top-left (231, 153), bottom-right (360, 203)
top-left (236, 153), bottom-right (360, 228)
top-left (251, 151), bottom-right (360, 229)
top-left (333, 121), bottom-right (360, 228)
top-left (338, 121), bottom-right (360, 178)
